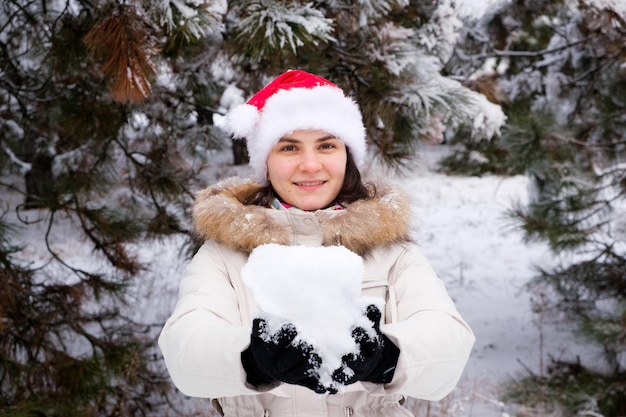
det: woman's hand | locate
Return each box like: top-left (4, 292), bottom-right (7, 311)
top-left (241, 318), bottom-right (335, 394)
top-left (332, 305), bottom-right (400, 385)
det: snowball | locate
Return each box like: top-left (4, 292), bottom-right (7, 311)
top-left (241, 244), bottom-right (384, 391)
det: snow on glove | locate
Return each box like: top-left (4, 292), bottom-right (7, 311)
top-left (241, 318), bottom-right (336, 394)
top-left (332, 304), bottom-right (400, 385)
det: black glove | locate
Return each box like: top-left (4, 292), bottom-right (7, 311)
top-left (332, 305), bottom-right (400, 385)
top-left (241, 318), bottom-right (335, 394)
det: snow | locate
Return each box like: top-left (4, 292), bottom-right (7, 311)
top-left (1, 143), bottom-right (31, 172)
top-left (241, 243), bottom-right (383, 391)
top-left (157, 0), bottom-right (225, 40)
top-left (454, 0), bottom-right (511, 20)
top-left (583, 0), bottom-right (626, 20)
top-left (235, 3), bottom-right (334, 54)
top-left (468, 90), bottom-right (507, 138)
top-left (372, 23), bottom-right (416, 76)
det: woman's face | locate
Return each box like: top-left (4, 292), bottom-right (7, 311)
top-left (266, 129), bottom-right (347, 211)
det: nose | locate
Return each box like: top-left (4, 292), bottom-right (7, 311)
top-left (299, 150), bottom-right (322, 172)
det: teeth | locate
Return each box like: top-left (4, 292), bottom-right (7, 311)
top-left (296, 181), bottom-right (324, 186)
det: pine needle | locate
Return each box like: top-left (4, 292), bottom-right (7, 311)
top-left (85, 5), bottom-right (156, 103)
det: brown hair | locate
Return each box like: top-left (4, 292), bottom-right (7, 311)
top-left (243, 148), bottom-right (375, 208)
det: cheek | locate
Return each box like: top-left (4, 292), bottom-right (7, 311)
top-left (332, 156), bottom-right (348, 179)
top-left (266, 156), bottom-right (292, 182)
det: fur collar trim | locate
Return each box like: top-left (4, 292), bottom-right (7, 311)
top-left (192, 177), bottom-right (412, 256)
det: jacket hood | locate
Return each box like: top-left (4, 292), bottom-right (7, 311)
top-left (191, 177), bottom-right (412, 256)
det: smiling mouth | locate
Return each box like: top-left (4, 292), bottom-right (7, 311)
top-left (294, 180), bottom-right (326, 187)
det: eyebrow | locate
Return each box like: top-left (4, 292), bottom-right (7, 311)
top-left (278, 134), bottom-right (338, 143)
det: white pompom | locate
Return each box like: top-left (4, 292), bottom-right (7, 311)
top-left (225, 104), bottom-right (259, 138)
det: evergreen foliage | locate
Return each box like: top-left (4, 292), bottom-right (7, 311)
top-left (447, 0), bottom-right (626, 412)
top-left (504, 357), bottom-right (626, 416)
top-left (1, 0), bottom-right (221, 415)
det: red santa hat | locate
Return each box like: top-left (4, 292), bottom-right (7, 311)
top-left (225, 70), bottom-right (367, 183)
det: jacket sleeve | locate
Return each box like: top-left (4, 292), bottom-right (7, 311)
top-left (378, 243), bottom-right (475, 401)
top-left (158, 241), bottom-right (261, 398)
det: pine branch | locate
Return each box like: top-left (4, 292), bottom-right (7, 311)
top-left (489, 39), bottom-right (587, 58)
top-left (84, 5), bottom-right (156, 103)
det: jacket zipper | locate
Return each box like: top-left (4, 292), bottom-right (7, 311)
top-left (263, 410), bottom-right (270, 417)
top-left (344, 406), bottom-right (354, 417)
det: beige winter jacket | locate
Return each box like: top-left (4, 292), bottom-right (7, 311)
top-left (158, 177), bottom-right (475, 417)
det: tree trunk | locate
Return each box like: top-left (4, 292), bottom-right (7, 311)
top-left (232, 138), bottom-right (249, 165)
top-left (22, 133), bottom-right (55, 209)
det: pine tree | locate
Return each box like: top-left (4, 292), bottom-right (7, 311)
top-left (1, 1), bottom-right (223, 415)
top-left (448, 0), bottom-right (626, 414)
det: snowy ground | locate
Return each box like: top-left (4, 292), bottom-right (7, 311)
top-left (402, 169), bottom-right (546, 416)
top-left (9, 144), bottom-right (599, 416)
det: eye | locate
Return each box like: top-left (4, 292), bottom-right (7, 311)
top-left (320, 142), bottom-right (336, 150)
top-left (279, 144), bottom-right (297, 152)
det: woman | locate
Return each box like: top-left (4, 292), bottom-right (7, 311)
top-left (158, 70), bottom-right (475, 417)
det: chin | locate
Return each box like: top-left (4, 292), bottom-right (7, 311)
top-left (297, 201), bottom-right (327, 211)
